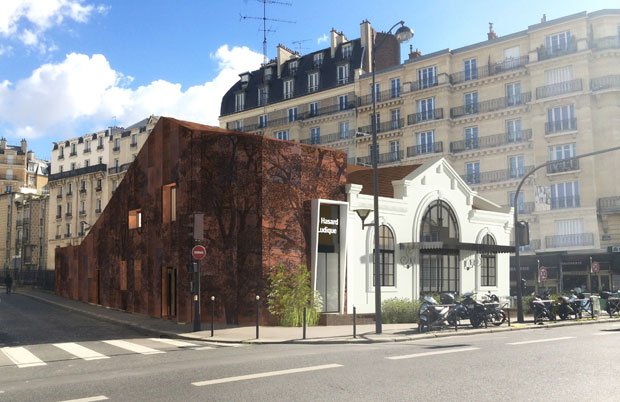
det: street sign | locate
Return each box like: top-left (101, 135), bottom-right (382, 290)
top-left (191, 245), bottom-right (206, 261)
top-left (591, 261), bottom-right (600, 273)
top-left (539, 267), bottom-right (548, 282)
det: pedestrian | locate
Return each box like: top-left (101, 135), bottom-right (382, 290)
top-left (4, 273), bottom-right (12, 294)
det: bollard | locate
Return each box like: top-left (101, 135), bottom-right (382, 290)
top-left (255, 295), bottom-right (260, 339)
top-left (590, 297), bottom-right (594, 319)
top-left (210, 296), bottom-right (215, 337)
top-left (303, 307), bottom-right (307, 340)
top-left (507, 308), bottom-right (511, 327)
top-left (353, 306), bottom-right (357, 338)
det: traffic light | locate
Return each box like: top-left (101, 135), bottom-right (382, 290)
top-left (516, 221), bottom-right (530, 246)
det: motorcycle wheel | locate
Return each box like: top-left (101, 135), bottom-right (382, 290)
top-left (470, 314), bottom-right (483, 328)
top-left (491, 311), bottom-right (506, 326)
top-left (418, 320), bottom-right (429, 333)
top-left (558, 306), bottom-right (570, 320)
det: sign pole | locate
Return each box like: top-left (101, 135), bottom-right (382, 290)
top-left (193, 260), bottom-right (201, 332)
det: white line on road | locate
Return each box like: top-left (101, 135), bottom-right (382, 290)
top-left (192, 363), bottom-right (343, 386)
top-left (1, 346), bottom-right (46, 368)
top-left (58, 396), bottom-right (109, 402)
top-left (53, 343), bottom-right (110, 361)
top-left (102, 340), bottom-right (165, 355)
top-left (386, 347), bottom-right (479, 360)
top-left (507, 336), bottom-right (575, 345)
top-left (147, 338), bottom-right (199, 348)
top-left (593, 332), bottom-right (620, 336)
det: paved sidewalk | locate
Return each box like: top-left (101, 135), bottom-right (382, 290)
top-left (13, 287), bottom-right (619, 345)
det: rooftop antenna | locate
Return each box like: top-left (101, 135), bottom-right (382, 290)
top-left (291, 38), bottom-right (311, 53)
top-left (241, 0), bottom-right (295, 64)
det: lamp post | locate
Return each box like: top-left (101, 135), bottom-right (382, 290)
top-left (369, 21), bottom-right (413, 335)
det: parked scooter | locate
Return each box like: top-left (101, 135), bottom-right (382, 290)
top-left (481, 291), bottom-right (507, 326)
top-left (530, 288), bottom-right (556, 323)
top-left (418, 294), bottom-right (457, 333)
top-left (453, 292), bottom-right (487, 328)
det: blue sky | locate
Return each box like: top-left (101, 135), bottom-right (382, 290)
top-left (0, 0), bottom-right (617, 160)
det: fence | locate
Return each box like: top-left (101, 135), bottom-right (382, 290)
top-left (3, 269), bottom-right (55, 291)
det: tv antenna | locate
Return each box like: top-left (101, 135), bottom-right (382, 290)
top-left (240, 0), bottom-right (295, 64)
top-left (291, 38), bottom-right (311, 53)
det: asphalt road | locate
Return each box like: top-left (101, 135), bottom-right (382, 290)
top-left (2, 293), bottom-right (620, 401)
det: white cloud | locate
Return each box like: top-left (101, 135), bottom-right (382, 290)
top-left (0, 45), bottom-right (263, 145)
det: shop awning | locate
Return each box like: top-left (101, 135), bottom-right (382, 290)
top-left (399, 241), bottom-right (514, 254)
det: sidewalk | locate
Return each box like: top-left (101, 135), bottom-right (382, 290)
top-left (14, 287), bottom-right (619, 345)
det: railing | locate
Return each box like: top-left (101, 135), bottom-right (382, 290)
top-left (354, 150), bottom-right (404, 166)
top-left (409, 78), bottom-right (438, 92)
top-left (58, 154), bottom-right (64, 160)
top-left (545, 233), bottom-right (593, 248)
top-left (449, 55), bottom-right (529, 85)
top-left (299, 101), bottom-right (356, 120)
top-left (357, 119), bottom-right (405, 135)
top-left (591, 75), bottom-right (620, 91)
top-left (591, 36), bottom-right (620, 50)
top-left (7, 269), bottom-right (55, 290)
top-left (95, 186), bottom-right (102, 192)
top-left (536, 79), bottom-right (582, 99)
top-left (108, 163), bottom-right (132, 175)
top-left (505, 202), bottom-right (536, 215)
top-left (65, 212), bottom-right (72, 218)
top-left (545, 118), bottom-right (577, 134)
top-left (300, 129), bottom-right (357, 145)
top-left (598, 196), bottom-right (620, 213)
top-left (406, 141), bottom-right (444, 158)
top-left (56, 193), bottom-right (62, 199)
top-left (550, 195), bottom-right (580, 209)
top-left (511, 238), bottom-right (541, 252)
top-left (113, 146), bottom-right (120, 152)
top-left (357, 87), bottom-right (402, 107)
top-left (407, 108), bottom-right (444, 125)
top-left (48, 163), bottom-right (107, 182)
top-left (537, 40), bottom-right (578, 61)
top-left (83, 148), bottom-right (91, 154)
top-left (64, 233), bottom-right (72, 238)
top-left (461, 166), bottom-right (534, 185)
top-left (130, 142), bottom-right (138, 148)
top-left (546, 158), bottom-right (579, 174)
top-left (97, 145), bottom-right (104, 150)
top-left (55, 214), bottom-right (61, 220)
top-left (69, 151), bottom-right (77, 157)
top-left (450, 129), bottom-right (532, 153)
top-left (95, 208), bottom-right (102, 214)
top-left (450, 92), bottom-right (531, 118)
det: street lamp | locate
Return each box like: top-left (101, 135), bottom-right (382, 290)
top-left (369, 20), bottom-right (413, 335)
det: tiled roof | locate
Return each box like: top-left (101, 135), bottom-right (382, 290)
top-left (347, 164), bottom-right (422, 198)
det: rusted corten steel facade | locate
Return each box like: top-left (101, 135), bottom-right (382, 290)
top-left (55, 117), bottom-right (347, 324)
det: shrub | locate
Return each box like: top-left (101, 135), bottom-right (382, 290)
top-left (382, 297), bottom-right (420, 323)
top-left (266, 263), bottom-right (323, 326)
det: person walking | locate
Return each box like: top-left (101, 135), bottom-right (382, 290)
top-left (4, 273), bottom-right (12, 294)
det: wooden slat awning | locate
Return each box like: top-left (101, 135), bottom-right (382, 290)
top-left (399, 241), bottom-right (514, 254)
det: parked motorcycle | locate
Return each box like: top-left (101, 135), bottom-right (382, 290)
top-left (418, 294), bottom-right (457, 333)
top-left (530, 289), bottom-right (556, 323)
top-left (481, 291), bottom-right (507, 326)
top-left (453, 292), bottom-right (487, 328)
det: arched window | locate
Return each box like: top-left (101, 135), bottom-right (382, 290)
top-left (374, 225), bottom-right (395, 287)
top-left (481, 234), bottom-right (497, 286)
top-left (420, 200), bottom-right (459, 242)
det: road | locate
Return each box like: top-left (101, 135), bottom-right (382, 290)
top-left (2, 293), bottom-right (620, 401)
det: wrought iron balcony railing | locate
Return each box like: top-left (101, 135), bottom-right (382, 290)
top-left (550, 195), bottom-right (580, 209)
top-left (546, 158), bottom-right (579, 174)
top-left (407, 108), bottom-right (444, 125)
top-left (449, 55), bottom-right (529, 85)
top-left (545, 118), bottom-right (577, 134)
top-left (536, 79), bottom-right (582, 99)
top-left (537, 40), bottom-right (577, 61)
top-left (354, 150), bottom-right (404, 166)
top-left (450, 92), bottom-right (531, 118)
top-left (545, 233), bottom-right (593, 248)
top-left (357, 119), bottom-right (405, 135)
top-left (598, 196), bottom-right (620, 214)
top-left (461, 165), bottom-right (534, 185)
top-left (591, 75), bottom-right (620, 91)
top-left (357, 87), bottom-right (402, 107)
top-left (299, 129), bottom-right (357, 145)
top-left (450, 129), bottom-right (532, 153)
top-left (591, 36), bottom-right (620, 50)
top-left (406, 141), bottom-right (443, 158)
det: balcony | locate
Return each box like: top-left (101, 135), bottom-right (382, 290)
top-left (598, 196), bottom-right (620, 214)
top-left (56, 193), bottom-right (62, 199)
top-left (449, 55), bottom-right (529, 85)
top-left (97, 145), bottom-right (104, 150)
top-left (83, 148), bottom-right (91, 154)
top-left (66, 191), bottom-right (73, 197)
top-left (409, 79), bottom-right (438, 92)
top-left (78, 231), bottom-right (85, 237)
top-left (406, 141), bottom-right (443, 158)
top-left (354, 150), bottom-right (404, 166)
top-left (79, 188), bottom-right (87, 194)
top-left (357, 88), bottom-right (402, 107)
top-left (461, 166), bottom-right (534, 185)
top-left (550, 195), bottom-right (580, 209)
top-left (357, 119), bottom-right (405, 136)
top-left (510, 238), bottom-right (541, 252)
top-left (113, 146), bottom-right (120, 152)
top-left (65, 212), bottom-right (73, 218)
top-left (299, 129), bottom-right (357, 145)
top-left (79, 210), bottom-right (86, 216)
top-left (95, 208), bottom-right (102, 214)
top-left (506, 201), bottom-right (536, 215)
top-left (535, 79), bottom-right (582, 99)
top-left (546, 158), bottom-right (579, 174)
top-left (55, 234), bottom-right (61, 240)
top-left (95, 186), bottom-right (102, 192)
top-left (407, 108), bottom-right (444, 125)
top-left (55, 214), bottom-right (62, 220)
top-left (69, 151), bottom-right (77, 157)
top-left (108, 163), bottom-right (132, 175)
top-left (591, 75), bottom-right (620, 91)
top-left (545, 118), bottom-right (577, 135)
top-left (130, 142), bottom-right (138, 148)
top-left (591, 36), bottom-right (620, 50)
top-left (48, 163), bottom-right (107, 182)
top-left (536, 40), bottom-right (577, 61)
top-left (58, 154), bottom-right (65, 160)
top-left (450, 93), bottom-right (531, 118)
top-left (64, 233), bottom-right (72, 238)
top-left (450, 129), bottom-right (532, 154)
top-left (545, 233), bottom-right (593, 249)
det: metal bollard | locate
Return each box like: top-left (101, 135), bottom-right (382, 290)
top-left (590, 297), bottom-right (594, 319)
top-left (303, 307), bottom-right (307, 340)
top-left (255, 295), bottom-right (260, 339)
top-left (353, 306), bottom-right (357, 338)
top-left (210, 296), bottom-right (215, 337)
top-left (507, 309), bottom-right (511, 327)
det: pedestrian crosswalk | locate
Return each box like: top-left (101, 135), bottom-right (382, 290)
top-left (0, 338), bottom-right (222, 369)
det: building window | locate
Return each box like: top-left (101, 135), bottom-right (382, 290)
top-left (390, 109), bottom-right (400, 129)
top-left (131, 133), bottom-right (138, 147)
top-left (545, 31), bottom-right (571, 54)
top-left (481, 234), bottom-right (497, 287)
top-left (342, 43), bottom-right (352, 59)
top-left (59, 147), bottom-right (65, 158)
top-left (287, 107), bottom-right (298, 122)
top-left (275, 130), bottom-right (289, 141)
top-left (289, 60), bottom-right (298, 74)
top-left (465, 91), bottom-right (478, 114)
top-left (162, 183), bottom-right (176, 223)
top-left (97, 136), bottom-right (104, 149)
top-left (337, 64), bottom-right (349, 84)
top-left (551, 181), bottom-right (580, 209)
top-left (85, 159), bottom-right (90, 167)
top-left (417, 97), bottom-right (435, 121)
top-left (466, 161), bottom-right (480, 184)
top-left (390, 78), bottom-right (401, 98)
top-left (84, 139), bottom-right (91, 152)
top-left (65, 223), bottom-right (71, 237)
top-left (506, 118), bottom-right (523, 142)
top-left (128, 209), bottom-right (142, 230)
top-left (547, 104), bottom-right (575, 133)
top-left (310, 127), bottom-right (320, 145)
top-left (67, 182), bottom-right (73, 195)
top-left (338, 95), bottom-right (348, 111)
top-left (56, 205), bottom-right (62, 218)
top-left (264, 67), bottom-right (272, 81)
top-left (339, 121), bottom-right (349, 139)
top-left (96, 198), bottom-right (102, 213)
top-left (465, 126), bottom-right (478, 149)
top-left (308, 72), bottom-right (319, 92)
top-left (79, 200), bottom-right (86, 215)
top-left (113, 137), bottom-right (120, 151)
top-left (4, 185), bottom-right (12, 193)
top-left (71, 163), bottom-right (76, 170)
top-left (66, 202), bottom-right (72, 216)
top-left (258, 114), bottom-right (268, 129)
top-left (235, 92), bottom-right (245, 112)
top-left (371, 82), bottom-right (380, 102)
top-left (5, 169), bottom-right (13, 180)
top-left (548, 143), bottom-right (577, 173)
top-left (283, 79), bottom-right (294, 99)
top-left (417, 130), bottom-right (435, 154)
top-left (70, 143), bottom-right (77, 156)
top-left (506, 82), bottom-right (521, 106)
top-left (464, 58), bottom-right (478, 81)
top-left (509, 155), bottom-right (525, 178)
top-left (372, 225), bottom-right (395, 287)
top-left (389, 140), bottom-right (400, 161)
top-left (258, 86), bottom-right (268, 106)
top-left (98, 156), bottom-right (103, 164)
top-left (309, 102), bottom-right (319, 117)
top-left (313, 52), bottom-right (323, 67)
top-left (509, 191), bottom-right (526, 214)
top-left (80, 180), bottom-right (86, 192)
top-left (418, 66), bottom-right (437, 89)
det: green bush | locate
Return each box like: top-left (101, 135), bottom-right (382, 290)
top-left (382, 297), bottom-right (420, 323)
top-left (266, 263), bottom-right (323, 326)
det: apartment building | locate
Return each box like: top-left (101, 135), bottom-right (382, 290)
top-left (46, 116), bottom-right (158, 269)
top-left (220, 10), bottom-right (620, 293)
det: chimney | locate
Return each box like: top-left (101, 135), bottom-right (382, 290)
top-left (360, 19), bottom-right (374, 73)
top-left (330, 28), bottom-right (347, 58)
top-left (487, 22), bottom-right (497, 40)
top-left (276, 43), bottom-right (295, 78)
top-left (21, 138), bottom-right (27, 154)
top-left (541, 14), bottom-right (546, 23)
top-left (408, 45), bottom-right (422, 60)
top-left (0, 137), bottom-right (6, 150)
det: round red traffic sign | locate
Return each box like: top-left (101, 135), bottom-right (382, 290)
top-left (191, 245), bottom-right (206, 260)
top-left (539, 267), bottom-right (548, 281)
top-left (592, 261), bottom-right (600, 273)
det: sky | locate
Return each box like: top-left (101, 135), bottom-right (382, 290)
top-left (0, 0), bottom-right (618, 160)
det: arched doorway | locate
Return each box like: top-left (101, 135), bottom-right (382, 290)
top-left (419, 200), bottom-right (460, 294)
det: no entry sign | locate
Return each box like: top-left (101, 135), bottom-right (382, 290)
top-left (192, 245), bottom-right (206, 260)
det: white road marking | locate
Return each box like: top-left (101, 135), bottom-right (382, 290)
top-left (507, 336), bottom-right (575, 345)
top-left (147, 338), bottom-right (199, 348)
top-left (192, 363), bottom-right (343, 386)
top-left (386, 347), bottom-right (479, 360)
top-left (594, 332), bottom-right (620, 336)
top-left (53, 343), bottom-right (109, 361)
top-left (58, 396), bottom-right (109, 402)
top-left (192, 346), bottom-right (215, 351)
top-left (1, 346), bottom-right (46, 368)
top-left (102, 340), bottom-right (165, 355)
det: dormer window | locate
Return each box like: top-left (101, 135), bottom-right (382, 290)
top-left (283, 79), bottom-right (294, 99)
top-left (342, 43), bottom-right (353, 59)
top-left (264, 67), bottom-right (272, 81)
top-left (337, 64), bottom-right (349, 85)
top-left (258, 86), bottom-right (269, 106)
top-left (289, 60), bottom-right (298, 75)
top-left (240, 73), bottom-right (250, 85)
top-left (308, 72), bottom-right (319, 92)
top-left (313, 52), bottom-right (323, 68)
top-left (235, 92), bottom-right (245, 112)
